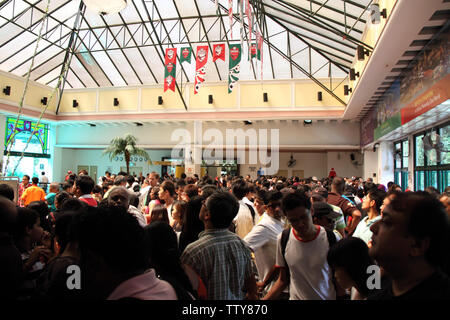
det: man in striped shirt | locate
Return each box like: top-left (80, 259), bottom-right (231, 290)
top-left (181, 190), bottom-right (258, 300)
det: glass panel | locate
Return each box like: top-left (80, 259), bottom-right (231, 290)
top-left (429, 171), bottom-right (438, 189)
top-left (439, 124), bottom-right (450, 165)
top-left (415, 135), bottom-right (424, 166)
top-left (394, 171), bottom-right (400, 186)
top-left (415, 171), bottom-right (425, 191)
top-left (395, 142), bottom-right (402, 169)
top-left (401, 171), bottom-right (408, 191)
top-left (402, 140), bottom-right (409, 168)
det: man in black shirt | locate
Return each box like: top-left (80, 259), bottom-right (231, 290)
top-left (368, 192), bottom-right (450, 300)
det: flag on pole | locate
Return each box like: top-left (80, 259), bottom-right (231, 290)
top-left (249, 42), bottom-right (257, 59)
top-left (213, 44), bottom-right (226, 62)
top-left (164, 48), bottom-right (177, 92)
top-left (180, 47), bottom-right (192, 64)
top-left (194, 46), bottom-right (209, 94)
top-left (228, 44), bottom-right (242, 93)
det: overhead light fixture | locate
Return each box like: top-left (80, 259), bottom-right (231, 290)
top-left (113, 98), bottom-right (119, 106)
top-left (370, 4), bottom-right (387, 24)
top-left (317, 91), bottom-right (322, 101)
top-left (208, 95), bottom-right (213, 104)
top-left (357, 45), bottom-right (370, 61)
top-left (82, 0), bottom-right (128, 15)
top-left (304, 120), bottom-right (312, 125)
top-left (344, 85), bottom-right (352, 96)
top-left (135, 122), bottom-right (143, 126)
top-left (263, 92), bottom-right (268, 102)
top-left (3, 86), bottom-right (11, 96)
top-left (73, 100), bottom-right (79, 108)
top-left (244, 120), bottom-right (252, 125)
top-left (158, 96), bottom-right (163, 105)
top-left (89, 123), bottom-right (96, 127)
top-left (373, 142), bottom-right (380, 152)
top-left (41, 97), bottom-right (48, 105)
top-left (349, 68), bottom-right (360, 81)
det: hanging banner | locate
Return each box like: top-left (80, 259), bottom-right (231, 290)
top-left (213, 44), bottom-right (226, 62)
top-left (228, 44), bottom-right (242, 93)
top-left (229, 0), bottom-right (233, 38)
top-left (246, 0), bottom-right (252, 47)
top-left (257, 30), bottom-right (263, 80)
top-left (164, 48), bottom-right (177, 92)
top-left (194, 46), bottom-right (209, 94)
top-left (180, 47), bottom-right (192, 64)
top-left (249, 42), bottom-right (257, 59)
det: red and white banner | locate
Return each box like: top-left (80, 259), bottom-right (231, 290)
top-left (213, 44), bottom-right (226, 62)
top-left (194, 46), bottom-right (209, 94)
top-left (229, 0), bottom-right (233, 38)
top-left (164, 48), bottom-right (177, 92)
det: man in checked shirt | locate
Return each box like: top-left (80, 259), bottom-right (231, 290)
top-left (181, 190), bottom-right (258, 300)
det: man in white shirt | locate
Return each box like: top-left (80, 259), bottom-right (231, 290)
top-left (244, 190), bottom-right (285, 293)
top-left (263, 192), bottom-right (336, 300)
top-left (231, 179), bottom-right (254, 239)
top-left (353, 189), bottom-right (385, 245)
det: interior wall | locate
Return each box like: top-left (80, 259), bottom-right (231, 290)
top-left (364, 149), bottom-right (379, 183)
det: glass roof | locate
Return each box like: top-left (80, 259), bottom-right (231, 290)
top-left (0, 0), bottom-right (372, 104)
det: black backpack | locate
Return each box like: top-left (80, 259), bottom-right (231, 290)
top-left (280, 227), bottom-right (337, 280)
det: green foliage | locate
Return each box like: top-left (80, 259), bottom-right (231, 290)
top-left (103, 134), bottom-right (150, 174)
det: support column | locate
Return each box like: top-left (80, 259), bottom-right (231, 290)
top-left (185, 120), bottom-right (202, 177)
top-left (378, 141), bottom-right (394, 187)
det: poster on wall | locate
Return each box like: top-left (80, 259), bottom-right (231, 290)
top-left (360, 33), bottom-right (450, 145)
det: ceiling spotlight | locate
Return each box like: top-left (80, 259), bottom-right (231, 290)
top-left (244, 120), bottom-right (252, 125)
top-left (317, 91), bottom-right (322, 101)
top-left (73, 99), bottom-right (79, 108)
top-left (344, 85), bottom-right (352, 96)
top-left (113, 98), bottom-right (119, 106)
top-left (208, 95), bottom-right (213, 104)
top-left (349, 68), bottom-right (360, 81)
top-left (357, 45), bottom-right (370, 61)
top-left (304, 120), bottom-right (312, 125)
top-left (41, 97), bottom-right (48, 105)
top-left (263, 92), bottom-right (268, 102)
top-left (135, 122), bottom-right (143, 126)
top-left (89, 123), bottom-right (96, 127)
top-left (158, 96), bottom-right (163, 105)
top-left (3, 86), bottom-right (11, 96)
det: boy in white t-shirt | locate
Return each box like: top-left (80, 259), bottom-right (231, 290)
top-left (263, 192), bottom-right (336, 300)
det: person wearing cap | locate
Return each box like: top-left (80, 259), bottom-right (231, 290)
top-left (353, 189), bottom-right (386, 246)
top-left (312, 187), bottom-right (346, 238)
top-left (312, 202), bottom-right (342, 242)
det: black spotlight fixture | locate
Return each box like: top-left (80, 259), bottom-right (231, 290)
top-left (3, 86), bottom-right (11, 96)
top-left (357, 45), bottom-right (370, 61)
top-left (344, 85), bottom-right (352, 96)
top-left (263, 92), bottom-right (268, 102)
top-left (244, 120), bottom-right (252, 125)
top-left (89, 123), bottom-right (96, 127)
top-left (208, 95), bottom-right (213, 104)
top-left (158, 96), bottom-right (163, 105)
top-left (113, 98), bottom-right (119, 106)
top-left (135, 122), bottom-right (143, 126)
top-left (304, 120), bottom-right (312, 125)
top-left (41, 97), bottom-right (48, 105)
top-left (349, 68), bottom-right (360, 81)
top-left (350, 153), bottom-right (355, 161)
top-left (73, 99), bottom-right (78, 108)
top-left (317, 91), bottom-right (322, 101)
top-left (373, 142), bottom-right (380, 152)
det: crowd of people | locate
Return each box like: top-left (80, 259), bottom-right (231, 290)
top-left (0, 169), bottom-right (449, 300)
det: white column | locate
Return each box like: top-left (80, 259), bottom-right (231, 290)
top-left (408, 134), bottom-right (415, 191)
top-left (364, 148), bottom-right (379, 182)
top-left (378, 141), bottom-right (394, 187)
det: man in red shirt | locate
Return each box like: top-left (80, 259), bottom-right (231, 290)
top-left (328, 168), bottom-right (337, 179)
top-left (73, 175), bottom-right (97, 207)
top-left (327, 177), bottom-right (362, 237)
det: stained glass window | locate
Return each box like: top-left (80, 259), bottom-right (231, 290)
top-left (4, 117), bottom-right (49, 157)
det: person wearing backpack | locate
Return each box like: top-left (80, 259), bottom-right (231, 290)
top-left (262, 192), bottom-right (336, 300)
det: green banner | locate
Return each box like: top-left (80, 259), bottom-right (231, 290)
top-left (180, 47), bottom-right (192, 64)
top-left (374, 112), bottom-right (401, 140)
top-left (228, 44), bottom-right (242, 93)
